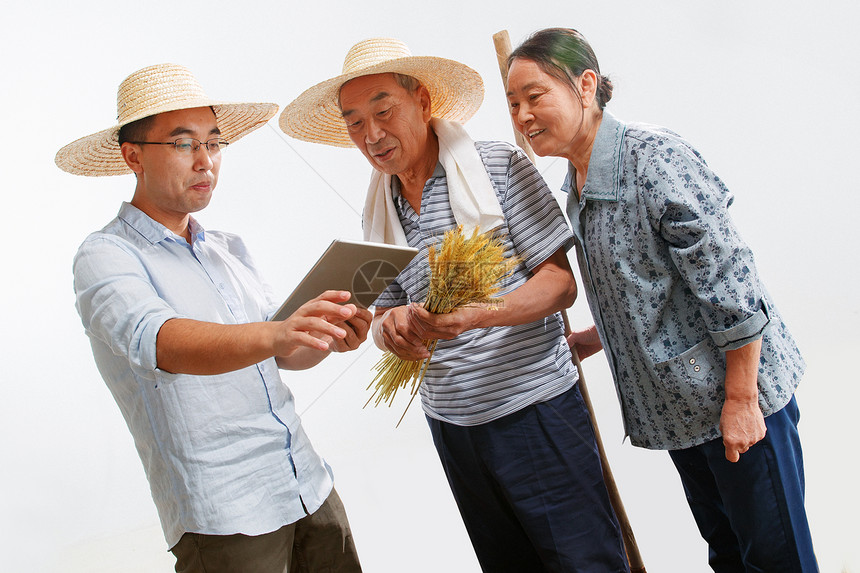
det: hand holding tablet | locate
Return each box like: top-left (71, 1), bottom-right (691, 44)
top-left (270, 239), bottom-right (418, 322)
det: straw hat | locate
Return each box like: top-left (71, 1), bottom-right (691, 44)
top-left (279, 38), bottom-right (484, 148)
top-left (55, 63), bottom-right (279, 177)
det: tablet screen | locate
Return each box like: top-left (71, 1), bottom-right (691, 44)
top-left (269, 239), bottom-right (418, 321)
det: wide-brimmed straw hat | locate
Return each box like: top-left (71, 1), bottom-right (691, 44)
top-left (55, 63), bottom-right (279, 177)
top-left (279, 38), bottom-right (484, 148)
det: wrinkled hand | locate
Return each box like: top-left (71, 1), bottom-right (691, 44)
top-left (566, 324), bottom-right (603, 360)
top-left (329, 307), bottom-right (373, 353)
top-left (720, 398), bottom-right (767, 462)
top-left (375, 305), bottom-right (431, 361)
top-left (409, 303), bottom-right (482, 342)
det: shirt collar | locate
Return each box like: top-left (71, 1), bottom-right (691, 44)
top-left (562, 110), bottom-right (627, 203)
top-left (117, 202), bottom-right (205, 245)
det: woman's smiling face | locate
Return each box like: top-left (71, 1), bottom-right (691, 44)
top-left (506, 58), bottom-right (587, 161)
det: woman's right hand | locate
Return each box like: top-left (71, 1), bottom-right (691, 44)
top-left (566, 324), bottom-right (603, 360)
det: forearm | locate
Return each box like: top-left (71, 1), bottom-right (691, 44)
top-left (276, 346), bottom-right (332, 371)
top-left (720, 337), bottom-right (765, 462)
top-left (724, 338), bottom-right (763, 402)
top-left (476, 250), bottom-right (576, 329)
top-left (156, 318), bottom-right (280, 375)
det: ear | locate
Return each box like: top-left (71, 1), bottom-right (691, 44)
top-left (578, 69), bottom-right (599, 109)
top-left (120, 142), bottom-right (144, 175)
top-left (418, 85), bottom-right (432, 122)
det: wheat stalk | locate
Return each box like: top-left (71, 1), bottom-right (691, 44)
top-left (366, 225), bottom-right (520, 426)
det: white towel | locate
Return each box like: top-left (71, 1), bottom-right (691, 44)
top-left (362, 117), bottom-right (505, 245)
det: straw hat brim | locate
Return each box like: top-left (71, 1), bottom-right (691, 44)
top-left (55, 101), bottom-right (279, 177)
top-left (279, 56), bottom-right (484, 148)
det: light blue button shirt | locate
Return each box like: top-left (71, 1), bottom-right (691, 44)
top-left (564, 112), bottom-right (805, 450)
top-left (73, 202), bottom-right (333, 548)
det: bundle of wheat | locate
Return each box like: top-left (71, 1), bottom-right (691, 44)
top-left (366, 225), bottom-right (519, 425)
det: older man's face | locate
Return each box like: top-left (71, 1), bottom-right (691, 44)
top-left (339, 73), bottom-right (432, 177)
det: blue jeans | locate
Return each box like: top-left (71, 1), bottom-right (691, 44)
top-left (668, 396), bottom-right (817, 572)
top-left (427, 384), bottom-right (629, 573)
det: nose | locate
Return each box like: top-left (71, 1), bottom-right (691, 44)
top-left (365, 117), bottom-right (385, 145)
top-left (514, 104), bottom-right (533, 128)
top-left (192, 144), bottom-right (215, 170)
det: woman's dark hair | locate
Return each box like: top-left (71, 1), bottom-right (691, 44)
top-left (508, 28), bottom-right (613, 109)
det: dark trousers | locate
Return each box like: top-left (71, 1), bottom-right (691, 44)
top-left (171, 488), bottom-right (361, 573)
top-left (669, 396), bottom-right (817, 572)
top-left (427, 384), bottom-right (629, 573)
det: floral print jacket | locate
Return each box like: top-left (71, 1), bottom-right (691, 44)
top-left (564, 111), bottom-right (804, 450)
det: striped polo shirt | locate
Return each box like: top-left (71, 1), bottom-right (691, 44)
top-left (374, 140), bottom-right (578, 426)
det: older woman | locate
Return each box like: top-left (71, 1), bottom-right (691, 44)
top-left (506, 28), bottom-right (816, 572)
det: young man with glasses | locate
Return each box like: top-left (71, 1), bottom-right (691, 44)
top-left (56, 64), bottom-right (366, 573)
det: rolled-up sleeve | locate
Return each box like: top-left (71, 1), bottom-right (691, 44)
top-left (640, 142), bottom-right (769, 349)
top-left (73, 236), bottom-right (181, 374)
top-left (708, 299), bottom-right (770, 351)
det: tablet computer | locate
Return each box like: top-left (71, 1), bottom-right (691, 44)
top-left (269, 239), bottom-right (419, 322)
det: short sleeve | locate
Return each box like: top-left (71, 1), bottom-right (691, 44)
top-left (501, 148), bottom-right (574, 271)
top-left (371, 277), bottom-right (409, 309)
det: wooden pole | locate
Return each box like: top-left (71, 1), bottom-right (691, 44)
top-left (562, 316), bottom-right (646, 573)
top-left (493, 29), bottom-right (646, 573)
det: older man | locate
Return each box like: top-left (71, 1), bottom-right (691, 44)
top-left (281, 39), bottom-right (629, 572)
top-left (56, 64), bottom-right (367, 573)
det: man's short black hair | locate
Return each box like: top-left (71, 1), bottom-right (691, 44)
top-left (118, 115), bottom-right (156, 145)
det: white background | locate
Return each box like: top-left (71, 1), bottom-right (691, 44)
top-left (1, 1), bottom-right (857, 571)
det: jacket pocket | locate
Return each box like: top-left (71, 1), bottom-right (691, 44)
top-left (673, 340), bottom-right (714, 382)
top-left (653, 338), bottom-right (724, 412)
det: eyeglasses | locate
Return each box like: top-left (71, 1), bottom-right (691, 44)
top-left (128, 137), bottom-right (230, 154)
